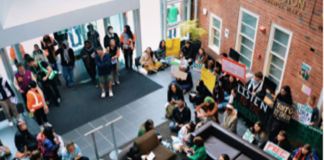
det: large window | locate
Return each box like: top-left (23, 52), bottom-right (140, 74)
top-left (208, 13), bottom-right (222, 54)
top-left (235, 8), bottom-right (259, 69)
top-left (264, 23), bottom-right (292, 91)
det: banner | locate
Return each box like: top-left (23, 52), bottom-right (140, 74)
top-left (221, 57), bottom-right (246, 82)
top-left (292, 103), bottom-right (312, 125)
top-left (166, 38), bottom-right (181, 58)
top-left (263, 141), bottom-right (290, 160)
top-left (286, 119), bottom-right (323, 158)
top-left (200, 66), bottom-right (216, 93)
top-left (234, 85), bottom-right (270, 123)
top-left (272, 100), bottom-right (294, 124)
top-left (242, 129), bottom-right (254, 143)
top-left (193, 63), bottom-right (204, 72)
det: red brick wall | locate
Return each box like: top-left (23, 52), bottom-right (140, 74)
top-left (193, 0), bottom-right (323, 104)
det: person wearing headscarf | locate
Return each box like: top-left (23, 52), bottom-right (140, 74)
top-left (104, 26), bottom-right (120, 49)
top-left (55, 40), bottom-right (75, 89)
top-left (190, 80), bottom-right (211, 105)
top-left (86, 24), bottom-right (101, 49)
top-left (195, 96), bottom-right (219, 125)
top-left (33, 44), bottom-right (48, 62)
top-left (120, 25), bottom-right (136, 72)
top-left (267, 86), bottom-right (293, 140)
top-left (80, 40), bottom-right (98, 87)
top-left (221, 104), bottom-right (238, 133)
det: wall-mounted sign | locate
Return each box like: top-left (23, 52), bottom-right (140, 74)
top-left (261, 0), bottom-right (306, 18)
top-left (225, 29), bottom-right (229, 38)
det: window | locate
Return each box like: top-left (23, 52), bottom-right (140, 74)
top-left (208, 13), bottom-right (222, 54)
top-left (235, 8), bottom-right (259, 69)
top-left (264, 23), bottom-right (292, 91)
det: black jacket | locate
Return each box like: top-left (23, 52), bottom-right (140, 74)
top-left (104, 33), bottom-right (120, 49)
top-left (181, 45), bottom-right (193, 59)
top-left (245, 79), bottom-right (266, 100)
top-left (272, 138), bottom-right (291, 152)
top-left (172, 105), bottom-right (191, 125)
top-left (0, 78), bottom-right (15, 101)
top-left (14, 130), bottom-right (37, 152)
top-left (55, 48), bottom-right (75, 66)
top-left (80, 40), bottom-right (97, 68)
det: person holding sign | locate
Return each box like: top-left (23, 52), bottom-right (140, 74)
top-left (251, 121), bottom-right (269, 149)
top-left (291, 144), bottom-right (313, 160)
top-left (245, 72), bottom-right (266, 100)
top-left (212, 85), bottom-right (226, 110)
top-left (195, 96), bottom-right (220, 125)
top-left (221, 104), bottom-right (238, 133)
top-left (189, 80), bottom-right (211, 105)
top-left (195, 48), bottom-right (208, 66)
top-left (271, 130), bottom-right (291, 152)
top-left (139, 47), bottom-right (163, 74)
top-left (219, 75), bottom-right (238, 101)
top-left (305, 95), bottom-right (319, 126)
top-left (107, 40), bottom-right (120, 85)
top-left (175, 66), bottom-right (193, 92)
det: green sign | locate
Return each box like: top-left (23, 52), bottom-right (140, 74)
top-left (242, 129), bottom-right (254, 143)
top-left (193, 63), bottom-right (204, 71)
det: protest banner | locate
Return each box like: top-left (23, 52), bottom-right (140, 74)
top-left (242, 129), bottom-right (254, 143)
top-left (234, 85), bottom-right (270, 123)
top-left (263, 141), bottom-right (290, 160)
top-left (292, 103), bottom-right (312, 125)
top-left (193, 63), bottom-right (204, 72)
top-left (272, 100), bottom-right (294, 124)
top-left (170, 58), bottom-right (180, 77)
top-left (221, 57), bottom-right (246, 82)
top-left (174, 70), bottom-right (188, 80)
top-left (286, 119), bottom-right (323, 158)
top-left (200, 66), bottom-right (216, 93)
top-left (166, 38), bottom-right (181, 57)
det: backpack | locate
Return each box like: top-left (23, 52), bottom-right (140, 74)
top-left (40, 139), bottom-right (60, 158)
top-left (165, 103), bottom-right (176, 119)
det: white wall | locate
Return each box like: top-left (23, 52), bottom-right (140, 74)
top-left (0, 0), bottom-right (13, 28)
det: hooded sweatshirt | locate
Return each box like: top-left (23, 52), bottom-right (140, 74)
top-left (104, 31), bottom-right (120, 48)
top-left (15, 128), bottom-right (37, 152)
top-left (55, 41), bottom-right (75, 66)
top-left (222, 109), bottom-right (238, 133)
top-left (80, 40), bottom-right (97, 67)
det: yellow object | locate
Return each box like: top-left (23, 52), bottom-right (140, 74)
top-left (166, 38), bottom-right (181, 58)
top-left (201, 66), bottom-right (216, 93)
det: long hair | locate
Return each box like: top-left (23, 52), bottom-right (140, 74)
top-left (220, 154), bottom-right (230, 160)
top-left (144, 119), bottom-right (153, 132)
top-left (145, 47), bottom-right (154, 59)
top-left (168, 82), bottom-right (182, 95)
top-left (199, 48), bottom-right (206, 56)
top-left (277, 130), bottom-right (289, 148)
top-left (252, 121), bottom-right (268, 139)
top-left (124, 25), bottom-right (133, 39)
top-left (282, 86), bottom-right (293, 105)
top-left (43, 126), bottom-right (55, 144)
top-left (213, 85), bottom-right (223, 98)
top-left (159, 40), bottom-right (166, 49)
top-left (298, 144), bottom-right (312, 160)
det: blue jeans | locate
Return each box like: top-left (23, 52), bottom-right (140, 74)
top-left (50, 62), bottom-right (59, 72)
top-left (62, 66), bottom-right (75, 86)
top-left (168, 28), bottom-right (176, 39)
top-left (224, 92), bottom-right (231, 101)
top-left (169, 122), bottom-right (181, 131)
top-left (218, 102), bottom-right (228, 110)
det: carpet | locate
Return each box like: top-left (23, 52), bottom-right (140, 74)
top-left (101, 120), bottom-right (187, 160)
top-left (46, 69), bottom-right (163, 134)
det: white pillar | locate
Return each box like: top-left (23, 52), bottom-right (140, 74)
top-left (133, 9), bottom-right (142, 57)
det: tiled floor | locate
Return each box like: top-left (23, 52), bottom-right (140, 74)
top-left (0, 67), bottom-right (248, 160)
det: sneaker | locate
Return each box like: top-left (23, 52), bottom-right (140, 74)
top-left (45, 122), bottom-right (52, 127)
top-left (109, 90), bottom-right (113, 97)
top-left (9, 121), bottom-right (13, 127)
top-left (40, 125), bottom-right (44, 131)
top-left (116, 81), bottom-right (120, 85)
top-left (58, 72), bottom-right (62, 75)
top-left (57, 98), bottom-right (61, 103)
top-left (101, 91), bottom-right (106, 98)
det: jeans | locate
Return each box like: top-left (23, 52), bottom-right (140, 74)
top-left (50, 62), bottom-right (59, 72)
top-left (85, 64), bottom-right (97, 83)
top-left (124, 49), bottom-right (133, 70)
top-left (224, 92), bottom-right (231, 101)
top-left (111, 64), bottom-right (119, 83)
top-left (169, 122), bottom-right (181, 132)
top-left (62, 66), bottom-right (75, 86)
top-left (168, 28), bottom-right (176, 39)
top-left (217, 102), bottom-right (228, 110)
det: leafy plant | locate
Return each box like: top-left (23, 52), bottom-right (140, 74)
top-left (179, 19), bottom-right (207, 42)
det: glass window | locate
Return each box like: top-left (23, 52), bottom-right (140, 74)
top-left (242, 12), bottom-right (257, 28)
top-left (208, 13), bottom-right (222, 54)
top-left (213, 37), bottom-right (220, 47)
top-left (241, 36), bottom-right (254, 49)
top-left (241, 24), bottom-right (255, 39)
top-left (271, 41), bottom-right (287, 58)
top-left (240, 45), bottom-right (253, 59)
top-left (274, 29), bottom-right (289, 46)
top-left (239, 56), bottom-right (251, 68)
top-left (213, 18), bottom-right (221, 29)
top-left (270, 55), bottom-right (284, 68)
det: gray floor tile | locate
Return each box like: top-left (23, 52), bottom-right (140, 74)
top-left (131, 117), bottom-right (147, 129)
top-left (102, 111), bottom-right (121, 122)
top-left (98, 124), bottom-right (113, 137)
top-left (115, 105), bottom-right (134, 116)
top-left (80, 145), bottom-right (95, 158)
top-left (128, 100), bottom-right (146, 111)
top-left (74, 137), bottom-right (91, 150)
top-left (90, 117), bottom-right (108, 128)
top-left (84, 131), bottom-right (105, 143)
top-left (62, 130), bottom-right (82, 142)
top-left (122, 112), bottom-right (141, 123)
top-left (105, 130), bottom-right (129, 147)
top-left (95, 138), bottom-right (114, 155)
top-left (76, 123), bottom-right (95, 136)
top-left (117, 124), bottom-right (137, 140)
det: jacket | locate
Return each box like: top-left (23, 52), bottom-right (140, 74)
top-left (33, 50), bottom-right (48, 62)
top-left (246, 79), bottom-right (266, 100)
top-left (189, 145), bottom-right (207, 160)
top-left (55, 47), bottom-right (75, 66)
top-left (168, 89), bottom-right (184, 103)
top-left (139, 53), bottom-right (155, 66)
top-left (41, 36), bottom-right (58, 63)
top-left (291, 148), bottom-right (313, 160)
top-left (27, 90), bottom-right (43, 112)
top-left (15, 130), bottom-right (37, 152)
top-left (95, 54), bottom-right (111, 76)
top-left (104, 33), bottom-right (120, 48)
top-left (172, 105), bottom-right (191, 125)
top-left (155, 47), bottom-right (166, 60)
top-left (222, 110), bottom-right (238, 133)
top-left (120, 33), bottom-right (136, 50)
top-left (181, 45), bottom-right (193, 59)
top-left (87, 31), bottom-right (101, 49)
top-left (0, 78), bottom-right (15, 101)
top-left (10, 44), bottom-right (25, 60)
top-left (80, 40), bottom-right (97, 67)
top-left (137, 125), bottom-right (146, 137)
top-left (271, 138), bottom-right (291, 152)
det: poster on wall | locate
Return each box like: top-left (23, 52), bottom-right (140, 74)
top-left (272, 100), bottom-right (294, 124)
top-left (263, 141), bottom-right (290, 160)
top-left (292, 103), bottom-right (313, 125)
top-left (299, 62), bottom-right (311, 81)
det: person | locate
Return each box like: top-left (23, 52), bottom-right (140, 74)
top-left (190, 80), bottom-right (211, 105)
top-left (0, 76), bottom-right (20, 126)
top-left (29, 150), bottom-right (43, 160)
top-left (139, 47), bottom-right (163, 74)
top-left (183, 136), bottom-right (207, 160)
top-left (26, 57), bottom-right (60, 106)
top-left (41, 35), bottom-right (59, 72)
top-left (181, 40), bottom-right (193, 64)
top-left (95, 47), bottom-right (113, 98)
top-left (120, 25), bottom-right (136, 72)
top-left (53, 32), bottom-right (68, 47)
top-left (27, 81), bottom-right (50, 130)
top-left (15, 120), bottom-right (38, 154)
top-left (271, 130), bottom-right (291, 152)
top-left (291, 144), bottom-right (313, 160)
top-left (220, 75), bottom-right (238, 101)
top-left (9, 44), bottom-right (26, 64)
top-left (138, 119), bottom-right (154, 137)
top-left (80, 40), bottom-right (98, 87)
top-left (156, 40), bottom-right (169, 66)
top-left (212, 85), bottom-right (226, 110)
top-left (196, 96), bottom-right (220, 124)
top-left (172, 122), bottom-right (196, 152)
top-left (37, 126), bottom-right (60, 160)
top-left (268, 86), bottom-right (293, 140)
top-left (166, 83), bottom-right (184, 118)
top-left (207, 59), bottom-right (215, 73)
top-left (0, 140), bottom-right (11, 158)
top-left (251, 121), bottom-right (269, 149)
top-left (104, 26), bottom-right (120, 49)
top-left (179, 51), bottom-right (189, 68)
top-left (221, 104), bottom-right (238, 133)
top-left (55, 40), bottom-right (75, 89)
top-left (32, 44), bottom-right (48, 62)
top-left (245, 72), bottom-right (266, 100)
top-left (305, 95), bottom-right (319, 126)
top-left (218, 154), bottom-right (230, 160)
top-left (62, 142), bottom-right (89, 160)
top-left (125, 146), bottom-right (142, 160)
top-left (175, 66), bottom-right (193, 92)
top-left (170, 99), bottom-right (191, 131)
top-left (195, 48), bottom-right (208, 66)
top-left (107, 40), bottom-right (120, 85)
top-left (87, 24), bottom-right (101, 49)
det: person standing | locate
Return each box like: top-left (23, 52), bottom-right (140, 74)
top-left (26, 57), bottom-right (60, 106)
top-left (245, 72), bottom-right (266, 100)
top-left (80, 40), bottom-right (98, 87)
top-left (55, 40), bottom-right (75, 89)
top-left (167, 4), bottom-right (179, 39)
top-left (120, 25), bottom-right (136, 72)
top-left (95, 47), bottom-right (113, 98)
top-left (108, 40), bottom-right (120, 85)
top-left (0, 76), bottom-right (20, 126)
top-left (41, 35), bottom-right (59, 72)
top-left (87, 24), bottom-right (102, 49)
top-left (10, 44), bottom-right (26, 64)
top-left (54, 32), bottom-right (68, 47)
top-left (32, 44), bottom-right (48, 62)
top-left (305, 95), bottom-right (319, 126)
top-left (104, 26), bottom-right (120, 49)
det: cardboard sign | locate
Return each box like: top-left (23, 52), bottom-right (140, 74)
top-left (286, 119), bottom-right (323, 158)
top-left (193, 63), bottom-right (204, 72)
top-left (221, 57), bottom-right (246, 82)
top-left (272, 100), bottom-right (294, 124)
top-left (234, 85), bottom-right (270, 123)
top-left (171, 65), bottom-right (179, 77)
top-left (292, 103), bottom-right (312, 125)
top-left (242, 129), bottom-right (254, 143)
top-left (174, 70), bottom-right (188, 80)
top-left (263, 141), bottom-right (290, 160)
top-left (200, 66), bottom-right (216, 93)
top-left (166, 38), bottom-right (181, 58)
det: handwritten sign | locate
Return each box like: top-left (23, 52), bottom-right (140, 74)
top-left (221, 57), bottom-right (246, 82)
top-left (193, 63), bottom-right (204, 72)
top-left (171, 65), bottom-right (179, 77)
top-left (166, 38), bottom-right (181, 57)
top-left (200, 66), bottom-right (216, 93)
top-left (292, 103), bottom-right (312, 125)
top-left (242, 129), bottom-right (254, 143)
top-left (174, 70), bottom-right (188, 80)
top-left (273, 100), bottom-right (294, 124)
top-left (263, 141), bottom-right (290, 160)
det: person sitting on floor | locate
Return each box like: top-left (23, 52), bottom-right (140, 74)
top-left (189, 80), bottom-right (211, 105)
top-left (166, 83), bottom-right (184, 118)
top-left (245, 71), bottom-right (266, 100)
top-left (174, 65), bottom-right (193, 92)
top-left (251, 121), bottom-right (269, 149)
top-left (172, 121), bottom-right (196, 152)
top-left (37, 126), bottom-right (61, 160)
top-left (271, 130), bottom-right (291, 152)
top-left (62, 142), bottom-right (89, 160)
top-left (137, 119), bottom-right (154, 137)
top-left (125, 146), bottom-right (149, 160)
top-left (156, 40), bottom-right (170, 66)
top-left (15, 120), bottom-right (38, 155)
top-left (219, 75), bottom-right (238, 101)
top-left (221, 104), bottom-right (238, 134)
top-left (212, 85), bottom-right (226, 110)
top-left (181, 40), bottom-right (193, 65)
top-left (291, 144), bottom-right (313, 160)
top-left (195, 96), bottom-right (220, 126)
top-left (194, 48), bottom-right (208, 66)
top-left (0, 140), bottom-right (11, 158)
top-left (139, 47), bottom-right (163, 74)
top-left (179, 51), bottom-right (189, 69)
top-left (183, 136), bottom-right (207, 160)
top-left (207, 59), bottom-right (215, 73)
top-left (170, 99), bottom-right (191, 132)
top-left (29, 150), bottom-right (43, 160)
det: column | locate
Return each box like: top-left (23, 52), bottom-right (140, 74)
top-left (160, 0), bottom-right (167, 40)
top-left (122, 12), bottom-right (127, 25)
top-left (13, 44), bottom-right (24, 63)
top-left (118, 14), bottom-right (125, 33)
top-left (103, 18), bottom-right (111, 35)
top-left (194, 0), bottom-right (198, 20)
top-left (133, 9), bottom-right (142, 57)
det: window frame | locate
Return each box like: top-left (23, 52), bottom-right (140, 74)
top-left (263, 23), bottom-right (293, 91)
top-left (235, 7), bottom-right (259, 69)
top-left (208, 13), bottom-right (222, 55)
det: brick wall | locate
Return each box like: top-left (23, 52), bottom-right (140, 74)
top-left (193, 0), bottom-right (323, 104)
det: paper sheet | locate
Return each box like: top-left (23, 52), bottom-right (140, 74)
top-left (174, 70), bottom-right (188, 80)
top-left (147, 151), bottom-right (155, 160)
